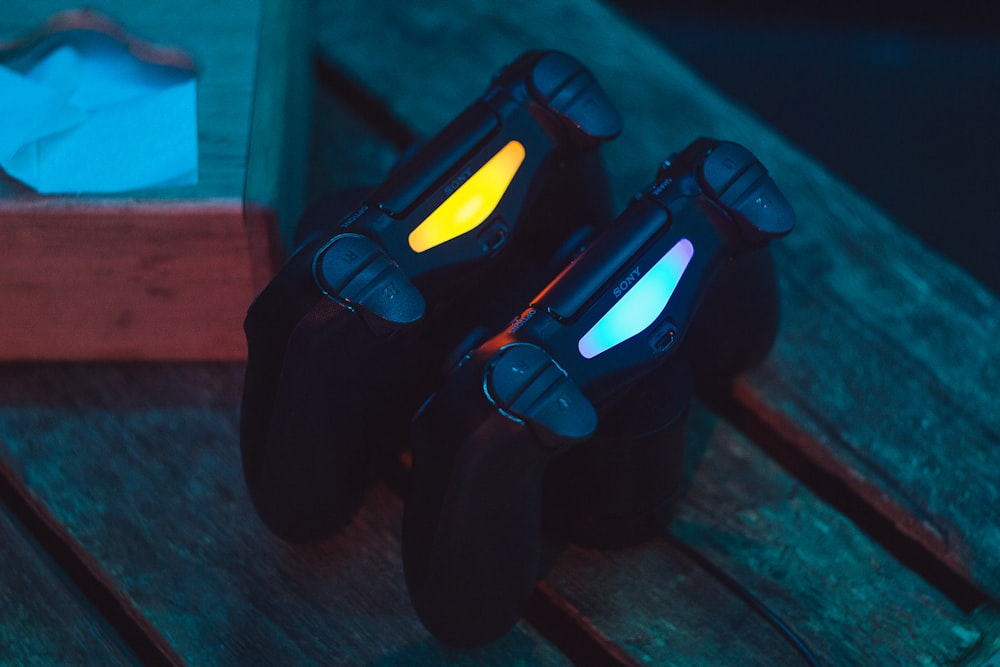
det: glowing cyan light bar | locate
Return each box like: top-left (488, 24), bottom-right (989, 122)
top-left (408, 140), bottom-right (525, 253)
top-left (578, 238), bottom-right (695, 359)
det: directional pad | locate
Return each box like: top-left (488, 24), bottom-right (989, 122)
top-left (313, 234), bottom-right (425, 325)
top-left (485, 344), bottom-right (597, 444)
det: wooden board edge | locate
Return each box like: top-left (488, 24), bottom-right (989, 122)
top-left (243, 0), bottom-right (314, 257)
top-left (243, 201), bottom-right (284, 296)
top-left (0, 456), bottom-right (183, 666)
top-left (0, 198), bottom-right (258, 361)
top-left (728, 376), bottom-right (982, 595)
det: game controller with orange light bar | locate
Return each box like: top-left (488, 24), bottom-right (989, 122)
top-left (239, 50), bottom-right (622, 543)
top-left (401, 138), bottom-right (796, 647)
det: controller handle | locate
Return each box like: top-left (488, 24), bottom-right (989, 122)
top-left (402, 139), bottom-right (796, 646)
top-left (403, 346), bottom-right (594, 647)
top-left (240, 51), bottom-right (621, 543)
top-left (542, 354), bottom-right (692, 548)
top-left (404, 343), bottom-right (693, 645)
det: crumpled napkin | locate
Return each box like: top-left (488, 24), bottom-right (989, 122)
top-left (0, 25), bottom-right (197, 193)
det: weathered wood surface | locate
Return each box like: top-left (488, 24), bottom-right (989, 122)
top-left (305, 67), bottom-right (403, 220)
top-left (0, 363), bottom-right (572, 666)
top-left (0, 0), bottom-right (299, 360)
top-left (1, 361), bottom-right (993, 666)
top-left (2, 0), bottom-right (998, 665)
top-left (0, 203), bottom-right (254, 360)
top-left (314, 0), bottom-right (1000, 601)
top-left (304, 75), bottom-right (1000, 666)
top-left (544, 402), bottom-right (988, 666)
top-left (244, 0), bottom-right (313, 259)
top-left (0, 504), bottom-right (140, 666)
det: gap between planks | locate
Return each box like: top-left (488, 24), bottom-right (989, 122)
top-left (0, 457), bottom-right (183, 667)
top-left (389, 451), bottom-right (641, 667)
top-left (709, 384), bottom-right (990, 613)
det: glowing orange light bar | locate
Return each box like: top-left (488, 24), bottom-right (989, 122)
top-left (408, 140), bottom-right (525, 253)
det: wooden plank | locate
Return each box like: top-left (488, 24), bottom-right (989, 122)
top-left (1, 3), bottom-right (991, 665)
top-left (0, 0), bottom-right (294, 360)
top-left (0, 362), bottom-right (572, 666)
top-left (729, 202), bottom-right (1000, 591)
top-left (543, 402), bottom-right (990, 666)
top-left (0, 69), bottom-right (566, 667)
top-left (313, 0), bottom-right (1000, 599)
top-left (0, 504), bottom-right (140, 666)
top-left (0, 202), bottom-right (253, 360)
top-left (243, 0), bottom-right (312, 260)
top-left (306, 65), bottom-right (403, 208)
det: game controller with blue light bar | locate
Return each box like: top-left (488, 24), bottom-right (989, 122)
top-left (402, 138), bottom-right (796, 647)
top-left (239, 50), bottom-right (622, 544)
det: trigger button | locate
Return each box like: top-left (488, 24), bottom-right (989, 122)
top-left (698, 142), bottom-right (796, 241)
top-left (698, 142), bottom-right (759, 201)
top-left (314, 234), bottom-right (381, 294)
top-left (314, 234), bottom-right (425, 324)
top-left (727, 177), bottom-right (796, 240)
top-left (487, 344), bottom-right (551, 404)
top-left (486, 344), bottom-right (597, 443)
top-left (528, 52), bottom-right (622, 141)
top-left (523, 376), bottom-right (596, 443)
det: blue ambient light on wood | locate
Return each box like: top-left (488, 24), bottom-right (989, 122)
top-left (578, 238), bottom-right (694, 359)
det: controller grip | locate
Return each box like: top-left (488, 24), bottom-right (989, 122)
top-left (543, 356), bottom-right (692, 548)
top-left (243, 295), bottom-right (403, 542)
top-left (241, 191), bottom-right (413, 542)
top-left (403, 360), bottom-right (552, 647)
top-left (686, 245), bottom-right (781, 394)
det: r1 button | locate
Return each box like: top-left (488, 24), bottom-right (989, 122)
top-left (485, 343), bottom-right (597, 444)
top-left (697, 142), bottom-right (796, 241)
top-left (314, 233), bottom-right (426, 325)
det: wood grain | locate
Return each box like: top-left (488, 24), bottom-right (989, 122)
top-left (0, 0), bottom-right (297, 360)
top-left (1, 1), bottom-right (996, 665)
top-left (243, 0), bottom-right (313, 255)
top-left (672, 403), bottom-right (983, 665)
top-left (0, 362), bottom-right (572, 666)
top-left (5, 367), bottom-right (981, 666)
top-left (546, 403), bottom-right (990, 666)
top-left (0, 201), bottom-right (253, 360)
top-left (314, 0), bottom-right (1000, 600)
top-left (0, 504), bottom-right (140, 666)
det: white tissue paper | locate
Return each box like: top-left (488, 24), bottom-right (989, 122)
top-left (0, 29), bottom-right (197, 193)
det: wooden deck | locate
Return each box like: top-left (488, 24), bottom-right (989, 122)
top-left (2, 0), bottom-right (998, 665)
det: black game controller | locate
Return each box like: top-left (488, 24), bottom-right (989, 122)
top-left (402, 138), bottom-right (796, 647)
top-left (239, 51), bottom-right (622, 543)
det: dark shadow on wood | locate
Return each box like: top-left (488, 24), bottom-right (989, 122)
top-left (388, 453), bottom-right (635, 665)
top-left (523, 582), bottom-right (640, 667)
top-left (705, 386), bottom-right (990, 614)
top-left (314, 55), bottom-right (419, 152)
top-left (0, 458), bottom-right (183, 667)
